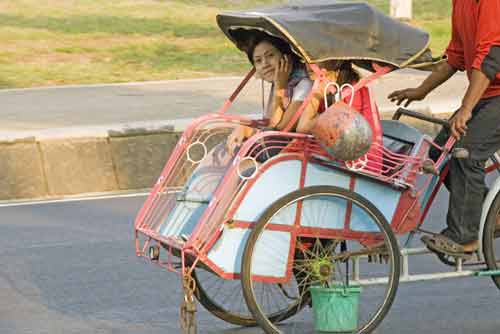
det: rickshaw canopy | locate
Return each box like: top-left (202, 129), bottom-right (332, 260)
top-left (217, 1), bottom-right (436, 70)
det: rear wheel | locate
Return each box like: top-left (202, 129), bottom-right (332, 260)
top-left (193, 267), bottom-right (256, 326)
top-left (482, 192), bottom-right (500, 289)
top-left (241, 186), bottom-right (400, 334)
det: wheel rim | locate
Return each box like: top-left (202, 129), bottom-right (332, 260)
top-left (484, 207), bottom-right (500, 289)
top-left (193, 267), bottom-right (256, 326)
top-left (242, 187), bottom-right (400, 334)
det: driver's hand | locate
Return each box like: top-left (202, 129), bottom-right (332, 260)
top-left (388, 88), bottom-right (426, 107)
top-left (449, 107), bottom-right (472, 139)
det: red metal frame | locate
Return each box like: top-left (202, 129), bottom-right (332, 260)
top-left (134, 64), bottom-right (499, 285)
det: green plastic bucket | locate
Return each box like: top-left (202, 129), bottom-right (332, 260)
top-left (310, 285), bottom-right (362, 333)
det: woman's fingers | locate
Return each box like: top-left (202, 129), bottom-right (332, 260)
top-left (280, 55), bottom-right (288, 73)
top-left (273, 64), bottom-right (279, 81)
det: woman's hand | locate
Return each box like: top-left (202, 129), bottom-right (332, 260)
top-left (268, 105), bottom-right (284, 128)
top-left (226, 125), bottom-right (254, 154)
top-left (274, 54), bottom-right (292, 89)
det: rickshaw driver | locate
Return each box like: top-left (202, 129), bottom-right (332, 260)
top-left (388, 0), bottom-right (500, 257)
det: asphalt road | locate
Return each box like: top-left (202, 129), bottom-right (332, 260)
top-left (0, 70), bottom-right (467, 134)
top-left (1, 188), bottom-right (499, 334)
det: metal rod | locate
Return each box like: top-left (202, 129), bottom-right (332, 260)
top-left (402, 252), bottom-right (409, 280)
top-left (456, 258), bottom-right (463, 272)
top-left (400, 247), bottom-right (432, 256)
top-left (353, 257), bottom-right (360, 282)
top-left (354, 270), bottom-right (477, 286)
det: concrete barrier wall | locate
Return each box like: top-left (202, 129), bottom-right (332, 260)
top-left (0, 128), bottom-right (180, 201)
top-left (0, 109), bottom-right (447, 201)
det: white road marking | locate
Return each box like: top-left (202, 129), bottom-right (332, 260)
top-left (0, 192), bottom-right (149, 208)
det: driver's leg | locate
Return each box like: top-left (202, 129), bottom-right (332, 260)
top-left (444, 96), bottom-right (500, 245)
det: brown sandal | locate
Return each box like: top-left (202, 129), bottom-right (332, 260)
top-left (421, 234), bottom-right (476, 258)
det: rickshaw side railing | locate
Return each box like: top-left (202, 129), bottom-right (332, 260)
top-left (134, 66), bottom-right (258, 253)
top-left (186, 131), bottom-right (313, 254)
top-left (134, 63), bottom-right (456, 276)
top-left (186, 128), bottom-right (433, 255)
top-left (134, 114), bottom-right (257, 256)
top-left (134, 67), bottom-right (256, 235)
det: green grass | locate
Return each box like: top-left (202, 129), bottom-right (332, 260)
top-left (364, 0), bottom-right (452, 57)
top-left (0, 0), bottom-right (452, 88)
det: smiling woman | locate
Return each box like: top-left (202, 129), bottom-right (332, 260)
top-left (225, 31), bottom-right (313, 157)
top-left (245, 33), bottom-right (312, 130)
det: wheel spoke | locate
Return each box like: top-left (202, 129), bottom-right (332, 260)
top-left (241, 186), bottom-right (401, 334)
top-left (193, 268), bottom-right (255, 326)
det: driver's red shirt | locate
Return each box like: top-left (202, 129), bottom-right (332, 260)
top-left (446, 0), bottom-right (500, 99)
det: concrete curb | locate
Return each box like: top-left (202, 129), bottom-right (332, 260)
top-left (0, 109), bottom-right (451, 201)
top-left (0, 124), bottom-right (180, 200)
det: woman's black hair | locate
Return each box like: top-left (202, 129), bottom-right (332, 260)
top-left (320, 60), bottom-right (360, 106)
top-left (245, 31), bottom-right (298, 65)
top-left (328, 60), bottom-right (360, 85)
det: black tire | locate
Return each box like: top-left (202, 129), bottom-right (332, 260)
top-left (192, 258), bottom-right (301, 326)
top-left (482, 192), bottom-right (500, 289)
top-left (192, 267), bottom-right (257, 326)
top-left (241, 186), bottom-right (401, 334)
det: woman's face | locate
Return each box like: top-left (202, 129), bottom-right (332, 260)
top-left (252, 41), bottom-right (283, 83)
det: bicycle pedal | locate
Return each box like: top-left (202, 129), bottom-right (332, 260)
top-left (452, 253), bottom-right (474, 262)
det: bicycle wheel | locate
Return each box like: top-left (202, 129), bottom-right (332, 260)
top-left (192, 267), bottom-right (256, 326)
top-left (241, 186), bottom-right (400, 334)
top-left (193, 261), bottom-right (303, 326)
top-left (482, 192), bottom-right (500, 289)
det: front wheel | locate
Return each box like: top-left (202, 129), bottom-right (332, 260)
top-left (241, 186), bottom-right (401, 334)
top-left (482, 192), bottom-right (500, 289)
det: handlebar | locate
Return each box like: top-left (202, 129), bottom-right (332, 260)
top-left (392, 108), bottom-right (450, 130)
top-left (393, 108), bottom-right (469, 159)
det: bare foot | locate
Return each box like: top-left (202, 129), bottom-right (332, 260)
top-left (462, 239), bottom-right (479, 253)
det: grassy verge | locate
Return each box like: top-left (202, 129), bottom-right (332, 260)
top-left (0, 0), bottom-right (451, 88)
top-left (360, 0), bottom-right (451, 57)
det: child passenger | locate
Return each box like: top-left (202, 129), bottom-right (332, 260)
top-left (298, 60), bottom-right (383, 170)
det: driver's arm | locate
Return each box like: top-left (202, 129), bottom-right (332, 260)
top-left (417, 61), bottom-right (457, 97)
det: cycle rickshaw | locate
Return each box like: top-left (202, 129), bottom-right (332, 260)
top-left (134, 2), bottom-right (500, 333)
